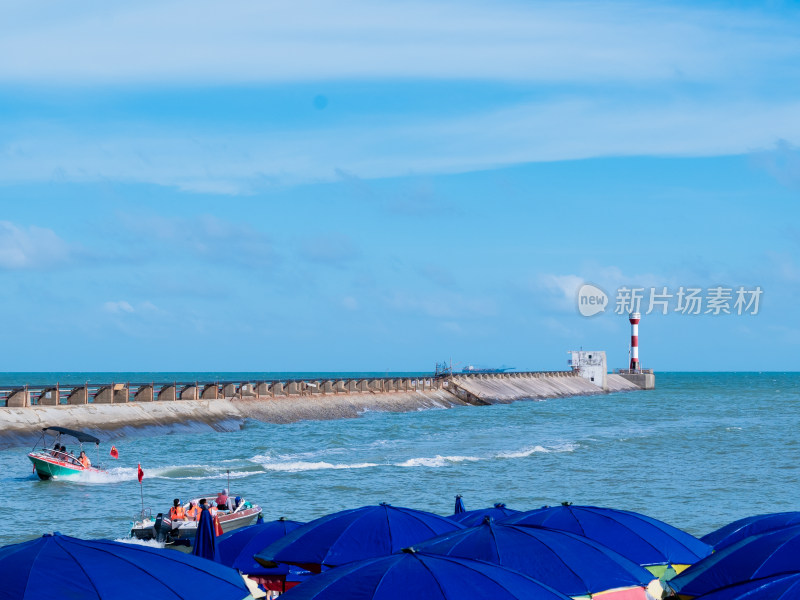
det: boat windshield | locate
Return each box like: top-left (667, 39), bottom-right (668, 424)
top-left (37, 448), bottom-right (83, 466)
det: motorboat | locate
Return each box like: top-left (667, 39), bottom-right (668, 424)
top-left (28, 426), bottom-right (105, 480)
top-left (130, 495), bottom-right (262, 545)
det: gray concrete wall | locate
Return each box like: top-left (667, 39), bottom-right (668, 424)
top-left (134, 386), bottom-right (154, 402)
top-left (157, 385), bottom-right (176, 402)
top-left (221, 383), bottom-right (237, 398)
top-left (94, 386), bottom-right (114, 404)
top-left (201, 384), bottom-right (219, 399)
top-left (617, 372), bottom-right (656, 390)
top-left (180, 385), bottom-right (199, 400)
top-left (7, 389), bottom-right (29, 407)
top-left (67, 386), bottom-right (88, 405)
top-left (38, 388), bottom-right (59, 406)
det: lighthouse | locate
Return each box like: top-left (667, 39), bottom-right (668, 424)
top-left (629, 312), bottom-right (640, 371)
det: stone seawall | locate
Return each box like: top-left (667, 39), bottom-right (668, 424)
top-left (0, 389), bottom-right (466, 448)
top-left (0, 371), bottom-right (647, 448)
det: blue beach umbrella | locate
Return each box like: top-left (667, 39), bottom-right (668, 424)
top-left (501, 504), bottom-right (711, 577)
top-left (215, 519), bottom-right (311, 591)
top-left (193, 506), bottom-right (217, 560)
top-left (256, 503), bottom-right (463, 571)
top-left (454, 494), bottom-right (466, 514)
top-left (278, 549), bottom-right (573, 600)
top-left (449, 503), bottom-right (519, 527)
top-left (216, 518), bottom-right (305, 573)
top-left (668, 524), bottom-right (800, 599)
top-left (690, 573), bottom-right (800, 600)
top-left (0, 532), bottom-right (252, 600)
top-left (413, 517), bottom-right (656, 599)
top-left (701, 512), bottom-right (800, 551)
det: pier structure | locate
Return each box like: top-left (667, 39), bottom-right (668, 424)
top-left (614, 311), bottom-right (656, 390)
top-left (0, 376), bottom-right (440, 408)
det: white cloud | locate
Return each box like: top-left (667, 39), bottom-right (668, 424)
top-left (3, 96), bottom-right (800, 193)
top-left (341, 296), bottom-right (359, 310)
top-left (103, 301), bottom-right (135, 314)
top-left (0, 221), bottom-right (70, 269)
top-left (103, 300), bottom-right (164, 315)
top-left (1, 1), bottom-right (797, 84)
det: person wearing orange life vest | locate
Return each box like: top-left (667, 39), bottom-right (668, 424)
top-left (185, 502), bottom-right (199, 521)
top-left (78, 451), bottom-right (91, 469)
top-left (168, 499), bottom-right (186, 521)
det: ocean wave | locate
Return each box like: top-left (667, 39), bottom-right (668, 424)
top-left (395, 455), bottom-right (481, 468)
top-left (113, 537), bottom-right (166, 549)
top-left (495, 442), bottom-right (578, 459)
top-left (258, 460), bottom-right (379, 472)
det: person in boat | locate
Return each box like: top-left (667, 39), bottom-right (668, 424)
top-left (232, 496), bottom-right (243, 511)
top-left (208, 501), bottom-right (219, 519)
top-left (78, 451), bottom-right (91, 469)
top-left (215, 488), bottom-right (229, 508)
top-left (168, 499), bottom-right (186, 521)
top-left (185, 501), bottom-right (199, 521)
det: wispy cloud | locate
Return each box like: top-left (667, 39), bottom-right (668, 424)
top-left (117, 213), bottom-right (276, 270)
top-left (2, 1), bottom-right (798, 84)
top-left (298, 233), bottom-right (360, 265)
top-left (0, 221), bottom-right (71, 270)
top-left (4, 95), bottom-right (800, 193)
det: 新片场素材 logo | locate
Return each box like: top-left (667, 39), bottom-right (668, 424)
top-left (577, 283), bottom-right (608, 317)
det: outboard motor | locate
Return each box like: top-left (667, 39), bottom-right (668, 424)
top-left (154, 513), bottom-right (170, 542)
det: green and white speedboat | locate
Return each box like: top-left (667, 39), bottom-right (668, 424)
top-left (28, 426), bottom-right (104, 480)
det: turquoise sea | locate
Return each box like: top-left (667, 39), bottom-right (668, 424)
top-left (0, 372), bottom-right (796, 547)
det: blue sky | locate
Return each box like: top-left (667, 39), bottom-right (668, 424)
top-left (1, 0), bottom-right (799, 372)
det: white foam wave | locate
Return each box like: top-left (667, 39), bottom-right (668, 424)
top-left (496, 443), bottom-right (578, 459)
top-left (395, 455), bottom-right (481, 468)
top-left (113, 537), bottom-right (166, 549)
top-left (149, 469), bottom-right (259, 481)
top-left (258, 461), bottom-right (379, 472)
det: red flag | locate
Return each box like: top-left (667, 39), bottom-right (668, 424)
top-left (137, 463), bottom-right (144, 483)
top-left (213, 515), bottom-right (223, 537)
top-left (110, 446), bottom-right (119, 459)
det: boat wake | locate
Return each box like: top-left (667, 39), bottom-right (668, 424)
top-left (28, 441), bottom-right (580, 483)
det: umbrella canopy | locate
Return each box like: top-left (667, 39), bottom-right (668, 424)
top-left (413, 517), bottom-right (656, 598)
top-left (501, 505), bottom-right (711, 577)
top-left (449, 503), bottom-right (520, 527)
top-left (278, 549), bottom-right (573, 600)
top-left (256, 503), bottom-right (463, 571)
top-left (668, 525), bottom-right (800, 599)
top-left (690, 573), bottom-right (800, 600)
top-left (454, 495), bottom-right (466, 514)
top-left (193, 506), bottom-right (217, 560)
top-left (215, 519), bottom-right (311, 591)
top-left (216, 518), bottom-right (305, 574)
top-left (701, 512), bottom-right (800, 551)
top-left (0, 532), bottom-right (252, 600)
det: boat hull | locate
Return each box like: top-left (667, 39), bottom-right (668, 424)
top-left (28, 452), bottom-right (100, 480)
top-left (130, 503), bottom-right (262, 543)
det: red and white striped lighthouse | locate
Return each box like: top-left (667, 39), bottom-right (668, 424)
top-left (629, 312), bottom-right (640, 371)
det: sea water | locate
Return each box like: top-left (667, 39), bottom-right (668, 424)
top-left (0, 372), bottom-right (797, 546)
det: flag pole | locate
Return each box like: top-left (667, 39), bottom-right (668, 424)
top-left (137, 463), bottom-right (144, 516)
top-left (227, 469), bottom-right (230, 494)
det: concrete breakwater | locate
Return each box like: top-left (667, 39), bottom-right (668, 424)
top-left (0, 371), bottom-right (650, 447)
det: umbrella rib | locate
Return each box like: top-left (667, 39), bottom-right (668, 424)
top-left (589, 510), bottom-right (666, 563)
top-left (753, 536), bottom-right (799, 579)
top-left (54, 537), bottom-right (105, 600)
top-left (72, 539), bottom-right (236, 597)
top-left (18, 540), bottom-right (42, 600)
top-left (521, 528), bottom-right (589, 591)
